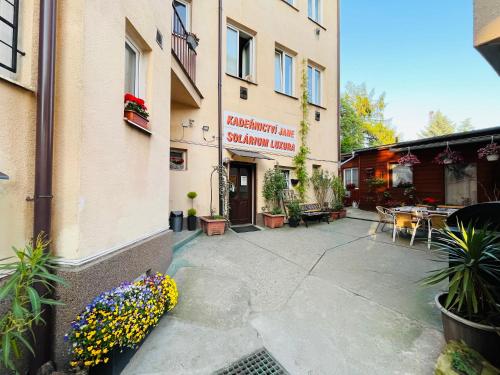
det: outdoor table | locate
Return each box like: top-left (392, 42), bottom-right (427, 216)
top-left (301, 211), bottom-right (330, 227)
top-left (392, 206), bottom-right (457, 218)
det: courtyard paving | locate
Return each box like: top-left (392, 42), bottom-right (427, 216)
top-left (124, 218), bottom-right (445, 375)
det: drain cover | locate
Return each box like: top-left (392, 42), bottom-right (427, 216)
top-left (214, 348), bottom-right (288, 375)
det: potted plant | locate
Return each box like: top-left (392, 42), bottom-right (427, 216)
top-left (262, 168), bottom-right (287, 229)
top-left (187, 192), bottom-right (198, 231)
top-left (422, 222), bottom-right (500, 367)
top-left (434, 145), bottom-right (464, 165)
top-left (287, 200), bottom-right (302, 227)
top-left (331, 176), bottom-right (347, 218)
top-left (200, 213), bottom-right (227, 236)
top-left (124, 93), bottom-right (150, 130)
top-left (478, 142), bottom-right (499, 162)
top-left (422, 197), bottom-right (439, 209)
top-left (398, 148), bottom-right (420, 167)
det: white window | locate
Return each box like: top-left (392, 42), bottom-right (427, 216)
top-left (307, 65), bottom-right (321, 105)
top-left (391, 164), bottom-right (413, 187)
top-left (170, 149), bottom-right (187, 171)
top-left (125, 38), bottom-right (140, 95)
top-left (0, 0), bottom-right (22, 79)
top-left (275, 49), bottom-right (294, 96)
top-left (280, 168), bottom-right (292, 189)
top-left (285, 0), bottom-right (294, 5)
top-left (226, 25), bottom-right (254, 80)
top-left (343, 168), bottom-right (359, 188)
top-left (173, 0), bottom-right (190, 32)
top-left (308, 0), bottom-right (321, 23)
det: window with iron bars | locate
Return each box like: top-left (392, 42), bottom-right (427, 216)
top-left (0, 0), bottom-right (23, 73)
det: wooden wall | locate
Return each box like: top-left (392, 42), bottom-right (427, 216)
top-left (342, 142), bottom-right (500, 210)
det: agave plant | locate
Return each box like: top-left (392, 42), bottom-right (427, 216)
top-left (0, 235), bottom-right (65, 372)
top-left (422, 221), bottom-right (500, 322)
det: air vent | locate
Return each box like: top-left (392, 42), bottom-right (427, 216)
top-left (240, 86), bottom-right (248, 100)
top-left (156, 29), bottom-right (163, 49)
top-left (315, 111), bottom-right (321, 121)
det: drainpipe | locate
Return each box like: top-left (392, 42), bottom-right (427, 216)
top-left (31, 0), bottom-right (57, 372)
top-left (336, 0), bottom-right (341, 174)
top-left (217, 0), bottom-right (224, 215)
top-left (340, 151), bottom-right (356, 167)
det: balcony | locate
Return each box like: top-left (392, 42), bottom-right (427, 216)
top-left (171, 3), bottom-right (202, 107)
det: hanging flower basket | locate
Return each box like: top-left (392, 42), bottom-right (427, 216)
top-left (398, 154), bottom-right (420, 167)
top-left (478, 142), bottom-right (499, 162)
top-left (434, 148), bottom-right (464, 165)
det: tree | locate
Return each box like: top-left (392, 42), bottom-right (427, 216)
top-left (457, 118), bottom-right (474, 133)
top-left (340, 82), bottom-right (397, 151)
top-left (340, 97), bottom-right (364, 153)
top-left (418, 111), bottom-right (474, 138)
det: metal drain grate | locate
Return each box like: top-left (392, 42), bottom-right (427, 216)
top-left (214, 348), bottom-right (289, 375)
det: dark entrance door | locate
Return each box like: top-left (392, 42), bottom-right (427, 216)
top-left (229, 163), bottom-right (253, 225)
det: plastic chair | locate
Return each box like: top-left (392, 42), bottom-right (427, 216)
top-left (375, 206), bottom-right (394, 232)
top-left (427, 214), bottom-right (448, 250)
top-left (392, 212), bottom-right (423, 246)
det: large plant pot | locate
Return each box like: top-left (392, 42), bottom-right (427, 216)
top-left (288, 218), bottom-right (300, 227)
top-left (187, 215), bottom-right (197, 231)
top-left (435, 293), bottom-right (500, 367)
top-left (199, 216), bottom-right (227, 236)
top-left (263, 213), bottom-right (285, 229)
top-left (124, 110), bottom-right (150, 131)
top-left (330, 211), bottom-right (340, 220)
top-left (339, 209), bottom-right (347, 218)
top-left (486, 154), bottom-right (499, 162)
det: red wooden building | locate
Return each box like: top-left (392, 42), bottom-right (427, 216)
top-left (341, 127), bottom-right (500, 210)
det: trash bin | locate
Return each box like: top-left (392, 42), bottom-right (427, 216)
top-left (170, 211), bottom-right (183, 232)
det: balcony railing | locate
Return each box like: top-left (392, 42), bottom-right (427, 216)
top-left (172, 4), bottom-right (196, 83)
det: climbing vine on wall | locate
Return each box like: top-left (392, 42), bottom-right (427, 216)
top-left (293, 59), bottom-right (310, 201)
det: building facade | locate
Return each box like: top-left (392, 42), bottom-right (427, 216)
top-left (169, 0), bottom-right (340, 225)
top-left (474, 0), bottom-right (500, 74)
top-left (341, 128), bottom-right (500, 211)
top-left (0, 0), bottom-right (174, 368)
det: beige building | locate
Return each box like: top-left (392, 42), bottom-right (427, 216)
top-left (1, 0), bottom-right (173, 369)
top-left (474, 0), bottom-right (500, 74)
top-left (0, 0), bottom-right (338, 370)
top-left (170, 0), bottom-right (339, 225)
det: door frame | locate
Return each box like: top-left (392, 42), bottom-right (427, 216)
top-left (228, 161), bottom-right (257, 225)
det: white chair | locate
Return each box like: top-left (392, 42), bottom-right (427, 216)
top-left (375, 206), bottom-right (394, 233)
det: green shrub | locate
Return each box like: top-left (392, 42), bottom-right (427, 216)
top-left (0, 235), bottom-right (65, 372)
top-left (187, 208), bottom-right (197, 217)
top-left (262, 168), bottom-right (287, 213)
top-left (287, 200), bottom-right (302, 221)
top-left (187, 192), bottom-right (198, 200)
top-left (331, 176), bottom-right (346, 210)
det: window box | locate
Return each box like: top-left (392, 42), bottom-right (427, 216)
top-left (124, 110), bottom-right (150, 131)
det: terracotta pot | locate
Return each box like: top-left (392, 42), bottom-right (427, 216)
top-left (199, 216), bottom-right (227, 236)
top-left (124, 110), bottom-right (150, 130)
top-left (330, 211), bottom-right (340, 220)
top-left (339, 209), bottom-right (347, 218)
top-left (263, 213), bottom-right (285, 229)
top-left (486, 154), bottom-right (499, 162)
top-left (435, 293), bottom-right (500, 367)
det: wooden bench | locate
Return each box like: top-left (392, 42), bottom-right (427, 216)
top-left (300, 203), bottom-right (330, 227)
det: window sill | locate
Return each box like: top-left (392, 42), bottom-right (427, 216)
top-left (124, 118), bottom-right (152, 135)
top-left (275, 90), bottom-right (298, 100)
top-left (308, 102), bottom-right (327, 110)
top-left (308, 17), bottom-right (327, 31)
top-left (225, 73), bottom-right (258, 86)
top-left (0, 74), bottom-right (35, 92)
top-left (280, 0), bottom-right (299, 11)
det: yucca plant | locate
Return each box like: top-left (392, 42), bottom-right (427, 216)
top-left (0, 235), bottom-right (65, 373)
top-left (422, 221), bottom-right (500, 322)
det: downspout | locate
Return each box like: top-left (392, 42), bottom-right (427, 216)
top-left (340, 151), bottom-right (356, 167)
top-left (217, 0), bottom-right (224, 215)
top-left (31, 0), bottom-right (57, 372)
top-left (336, 0), bottom-right (341, 174)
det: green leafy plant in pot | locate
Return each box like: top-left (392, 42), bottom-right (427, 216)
top-left (331, 176), bottom-right (347, 219)
top-left (421, 221), bottom-right (500, 367)
top-left (287, 200), bottom-right (302, 228)
top-left (187, 192), bottom-right (198, 231)
top-left (0, 235), bottom-right (65, 373)
top-left (262, 168), bottom-right (287, 229)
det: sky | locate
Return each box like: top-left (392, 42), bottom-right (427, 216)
top-left (340, 0), bottom-right (500, 141)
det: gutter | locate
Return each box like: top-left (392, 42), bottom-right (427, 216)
top-left (217, 0), bottom-right (224, 215)
top-left (340, 151), bottom-right (356, 167)
top-left (31, 0), bottom-right (57, 372)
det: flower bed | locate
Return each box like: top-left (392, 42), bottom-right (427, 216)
top-left (66, 273), bottom-right (178, 369)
